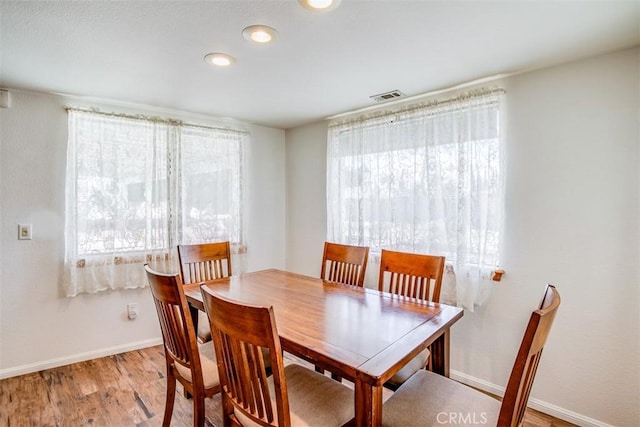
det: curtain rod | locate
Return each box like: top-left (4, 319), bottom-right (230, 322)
top-left (329, 87), bottom-right (505, 129)
top-left (64, 106), bottom-right (249, 134)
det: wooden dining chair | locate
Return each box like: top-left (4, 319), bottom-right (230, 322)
top-left (144, 264), bottom-right (221, 427)
top-left (320, 241), bottom-right (370, 287)
top-left (178, 241), bottom-right (232, 343)
top-left (383, 285), bottom-right (561, 427)
top-left (378, 249), bottom-right (446, 389)
top-left (178, 241), bottom-right (233, 283)
top-left (201, 287), bottom-right (355, 427)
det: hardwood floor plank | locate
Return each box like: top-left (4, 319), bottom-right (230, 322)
top-left (0, 345), bottom-right (574, 426)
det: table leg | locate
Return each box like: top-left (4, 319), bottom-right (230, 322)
top-left (429, 329), bottom-right (451, 377)
top-left (354, 379), bottom-right (383, 427)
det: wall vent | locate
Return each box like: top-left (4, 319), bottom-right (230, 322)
top-left (370, 90), bottom-right (406, 103)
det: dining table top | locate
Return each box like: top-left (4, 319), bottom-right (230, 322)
top-left (183, 268), bottom-right (463, 385)
top-left (184, 268), bottom-right (464, 426)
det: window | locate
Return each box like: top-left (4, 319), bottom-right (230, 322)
top-left (327, 89), bottom-right (504, 309)
top-left (63, 109), bottom-right (246, 296)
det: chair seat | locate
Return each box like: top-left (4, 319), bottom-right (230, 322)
top-left (235, 364), bottom-right (354, 427)
top-left (386, 347), bottom-right (430, 388)
top-left (174, 342), bottom-right (220, 389)
top-left (383, 370), bottom-right (500, 427)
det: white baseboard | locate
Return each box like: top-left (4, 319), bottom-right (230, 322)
top-left (0, 337), bottom-right (163, 380)
top-left (450, 369), bottom-right (614, 427)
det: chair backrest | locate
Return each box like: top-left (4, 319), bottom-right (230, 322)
top-left (144, 264), bottom-right (204, 388)
top-left (499, 285), bottom-right (561, 427)
top-left (378, 249), bottom-right (445, 302)
top-left (177, 241), bottom-right (232, 284)
top-left (320, 242), bottom-right (370, 287)
top-left (201, 287), bottom-right (290, 427)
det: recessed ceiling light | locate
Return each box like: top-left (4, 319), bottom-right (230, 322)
top-left (298, 0), bottom-right (341, 12)
top-left (242, 25), bottom-right (278, 44)
top-left (204, 52), bottom-right (236, 67)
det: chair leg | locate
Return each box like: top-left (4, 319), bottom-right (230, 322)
top-left (163, 369), bottom-right (177, 427)
top-left (193, 394), bottom-right (205, 427)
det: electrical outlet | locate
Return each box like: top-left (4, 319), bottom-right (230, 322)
top-left (127, 303), bottom-right (138, 320)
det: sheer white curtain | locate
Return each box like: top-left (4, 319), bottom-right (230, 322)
top-left (178, 124), bottom-right (247, 273)
top-left (64, 109), bottom-right (246, 297)
top-left (327, 89), bottom-right (504, 310)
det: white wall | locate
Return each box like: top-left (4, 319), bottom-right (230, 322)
top-left (285, 47), bottom-right (639, 426)
top-left (285, 122), bottom-right (328, 276)
top-left (0, 90), bottom-right (286, 377)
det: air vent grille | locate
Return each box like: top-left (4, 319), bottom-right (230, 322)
top-left (370, 90), bottom-right (406, 103)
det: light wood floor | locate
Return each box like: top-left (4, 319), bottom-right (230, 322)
top-left (0, 345), bottom-right (575, 427)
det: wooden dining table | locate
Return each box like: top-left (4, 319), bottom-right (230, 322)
top-left (183, 269), bottom-right (464, 427)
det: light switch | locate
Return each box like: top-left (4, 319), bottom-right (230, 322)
top-left (18, 224), bottom-right (32, 240)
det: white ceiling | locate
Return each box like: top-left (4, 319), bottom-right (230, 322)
top-left (1, 1), bottom-right (638, 129)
